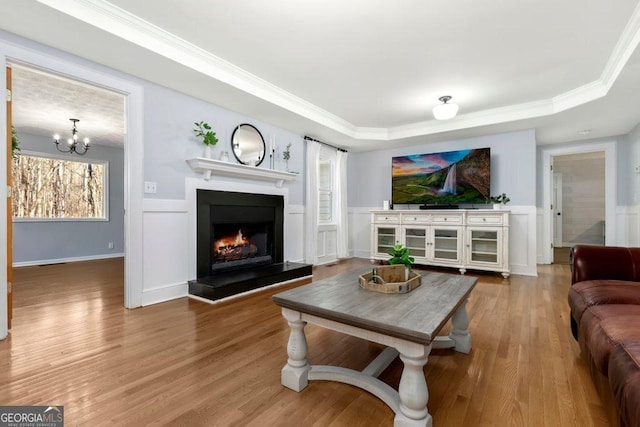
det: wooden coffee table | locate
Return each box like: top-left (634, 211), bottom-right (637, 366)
top-left (272, 269), bottom-right (477, 427)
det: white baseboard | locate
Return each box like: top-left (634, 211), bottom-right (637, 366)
top-left (13, 253), bottom-right (125, 268)
top-left (141, 282), bottom-right (188, 306)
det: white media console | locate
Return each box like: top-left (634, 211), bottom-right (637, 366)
top-left (370, 209), bottom-right (510, 278)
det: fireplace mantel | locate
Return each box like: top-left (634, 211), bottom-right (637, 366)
top-left (186, 157), bottom-right (297, 188)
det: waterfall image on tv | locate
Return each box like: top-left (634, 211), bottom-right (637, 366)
top-left (392, 148), bottom-right (490, 205)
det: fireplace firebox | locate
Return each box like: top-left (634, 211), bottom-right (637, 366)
top-left (190, 189), bottom-right (311, 302)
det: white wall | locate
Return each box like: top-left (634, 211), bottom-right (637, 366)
top-left (12, 133), bottom-right (125, 266)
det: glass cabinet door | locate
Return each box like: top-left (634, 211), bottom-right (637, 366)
top-left (468, 228), bottom-right (500, 264)
top-left (432, 227), bottom-right (460, 263)
top-left (375, 226), bottom-right (399, 256)
top-left (403, 227), bottom-right (427, 258)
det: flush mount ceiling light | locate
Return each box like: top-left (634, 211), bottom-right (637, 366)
top-left (53, 118), bottom-right (90, 155)
top-left (432, 96), bottom-right (459, 120)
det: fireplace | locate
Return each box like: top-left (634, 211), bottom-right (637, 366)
top-left (190, 189), bottom-right (311, 302)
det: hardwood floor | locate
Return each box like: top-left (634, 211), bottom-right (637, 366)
top-left (1, 259), bottom-right (608, 426)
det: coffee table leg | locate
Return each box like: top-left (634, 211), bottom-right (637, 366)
top-left (449, 298), bottom-right (471, 354)
top-left (394, 344), bottom-right (432, 427)
top-left (281, 308), bottom-right (311, 392)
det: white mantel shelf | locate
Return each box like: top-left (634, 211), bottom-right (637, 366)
top-left (186, 157), bottom-right (297, 188)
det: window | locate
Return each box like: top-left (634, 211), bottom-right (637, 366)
top-left (318, 158), bottom-right (333, 222)
top-left (12, 152), bottom-right (108, 220)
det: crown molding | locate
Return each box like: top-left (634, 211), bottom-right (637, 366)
top-left (36, 0), bottom-right (640, 142)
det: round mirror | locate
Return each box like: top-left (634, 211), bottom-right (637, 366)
top-left (231, 124), bottom-right (265, 166)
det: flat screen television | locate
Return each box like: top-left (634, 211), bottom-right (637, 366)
top-left (392, 148), bottom-right (490, 206)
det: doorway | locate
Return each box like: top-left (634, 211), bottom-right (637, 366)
top-left (1, 40), bottom-right (145, 339)
top-left (541, 142), bottom-right (616, 264)
top-left (8, 62), bottom-right (126, 326)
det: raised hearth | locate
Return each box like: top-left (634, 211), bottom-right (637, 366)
top-left (189, 262), bottom-right (312, 302)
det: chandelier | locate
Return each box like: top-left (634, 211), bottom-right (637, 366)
top-left (53, 118), bottom-right (90, 155)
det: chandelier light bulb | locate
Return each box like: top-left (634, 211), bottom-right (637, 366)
top-left (53, 134), bottom-right (60, 140)
top-left (67, 138), bottom-right (73, 145)
top-left (433, 96), bottom-right (459, 120)
top-left (84, 137), bottom-right (90, 145)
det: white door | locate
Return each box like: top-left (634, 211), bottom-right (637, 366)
top-left (553, 172), bottom-right (563, 247)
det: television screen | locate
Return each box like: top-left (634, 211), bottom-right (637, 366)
top-left (392, 148), bottom-right (490, 205)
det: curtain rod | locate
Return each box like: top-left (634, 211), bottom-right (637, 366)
top-left (303, 136), bottom-right (348, 152)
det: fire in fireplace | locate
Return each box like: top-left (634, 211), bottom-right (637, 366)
top-left (211, 225), bottom-right (272, 271)
top-left (214, 229), bottom-right (257, 261)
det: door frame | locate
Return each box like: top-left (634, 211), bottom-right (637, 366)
top-left (553, 172), bottom-right (563, 248)
top-left (541, 141), bottom-right (616, 265)
top-left (0, 40), bottom-right (145, 339)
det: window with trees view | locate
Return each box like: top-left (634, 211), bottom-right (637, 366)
top-left (12, 152), bottom-right (107, 220)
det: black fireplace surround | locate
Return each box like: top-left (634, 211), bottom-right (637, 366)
top-left (189, 189), bottom-right (311, 302)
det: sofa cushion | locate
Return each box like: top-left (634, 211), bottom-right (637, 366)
top-left (609, 342), bottom-right (640, 427)
top-left (579, 305), bottom-right (640, 376)
top-left (569, 280), bottom-right (640, 327)
top-left (571, 245), bottom-right (640, 284)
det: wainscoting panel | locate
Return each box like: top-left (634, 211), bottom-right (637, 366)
top-left (286, 205), bottom-right (305, 263)
top-left (508, 206), bottom-right (537, 276)
top-left (349, 207), bottom-right (374, 259)
top-left (317, 225), bottom-right (337, 265)
top-left (142, 199), bottom-right (189, 306)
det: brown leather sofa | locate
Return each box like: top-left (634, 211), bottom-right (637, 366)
top-left (569, 245), bottom-right (640, 427)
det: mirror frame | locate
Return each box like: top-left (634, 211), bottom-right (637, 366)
top-left (230, 123), bottom-right (266, 166)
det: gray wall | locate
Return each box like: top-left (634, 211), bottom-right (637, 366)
top-left (348, 129), bottom-right (537, 208)
top-left (622, 123), bottom-right (640, 206)
top-left (12, 133), bottom-right (125, 263)
top-left (535, 135), bottom-right (639, 208)
top-left (144, 84), bottom-right (306, 204)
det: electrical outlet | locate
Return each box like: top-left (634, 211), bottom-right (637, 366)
top-left (108, 242), bottom-right (114, 249)
top-left (144, 181), bottom-right (157, 194)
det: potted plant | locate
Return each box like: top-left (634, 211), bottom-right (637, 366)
top-left (489, 193), bottom-right (510, 209)
top-left (282, 143), bottom-right (291, 172)
top-left (193, 121), bottom-right (219, 158)
top-left (388, 244), bottom-right (415, 279)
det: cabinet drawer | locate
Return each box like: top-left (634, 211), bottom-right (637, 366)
top-left (373, 214), bottom-right (400, 224)
top-left (431, 214), bottom-right (462, 225)
top-left (467, 215), bottom-right (503, 225)
top-left (401, 214), bottom-right (429, 224)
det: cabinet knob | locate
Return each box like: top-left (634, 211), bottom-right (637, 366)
top-left (414, 217), bottom-right (417, 220)
top-left (444, 218), bottom-right (447, 221)
top-left (466, 244), bottom-right (470, 247)
top-left (385, 216), bottom-right (388, 220)
top-left (483, 218), bottom-right (486, 222)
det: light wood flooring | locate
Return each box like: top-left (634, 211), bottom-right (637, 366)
top-left (1, 259), bottom-right (608, 426)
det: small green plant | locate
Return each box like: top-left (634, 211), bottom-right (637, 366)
top-left (489, 193), bottom-right (510, 205)
top-left (11, 126), bottom-right (20, 158)
top-left (282, 143), bottom-right (291, 161)
top-left (388, 244), bottom-right (415, 270)
top-left (193, 121), bottom-right (219, 146)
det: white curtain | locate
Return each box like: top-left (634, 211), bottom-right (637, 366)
top-left (304, 140), bottom-right (321, 265)
top-left (336, 150), bottom-right (349, 259)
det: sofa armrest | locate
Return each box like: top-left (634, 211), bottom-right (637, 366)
top-left (571, 245), bottom-right (640, 285)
